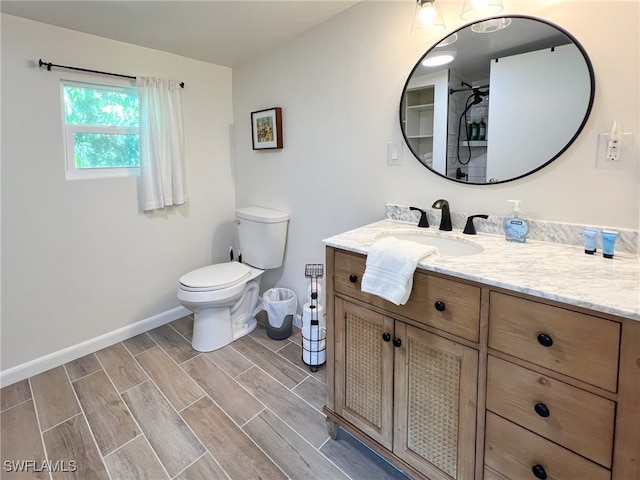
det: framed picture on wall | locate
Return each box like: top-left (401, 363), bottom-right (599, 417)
top-left (251, 107), bottom-right (283, 150)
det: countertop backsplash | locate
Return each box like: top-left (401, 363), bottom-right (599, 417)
top-left (386, 204), bottom-right (639, 254)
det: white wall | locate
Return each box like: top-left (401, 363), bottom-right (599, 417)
top-left (1, 15), bottom-right (235, 373)
top-left (233, 1), bottom-right (639, 307)
top-left (2, 1), bottom-right (638, 379)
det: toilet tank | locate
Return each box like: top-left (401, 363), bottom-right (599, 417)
top-left (236, 206), bottom-right (289, 269)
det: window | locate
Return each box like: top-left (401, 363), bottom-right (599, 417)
top-left (62, 81), bottom-right (139, 179)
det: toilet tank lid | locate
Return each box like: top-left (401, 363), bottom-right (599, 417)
top-left (236, 206), bottom-right (290, 223)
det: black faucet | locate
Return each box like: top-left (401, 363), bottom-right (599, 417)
top-left (463, 214), bottom-right (489, 235)
top-left (409, 207), bottom-right (429, 228)
top-left (432, 199), bottom-right (452, 231)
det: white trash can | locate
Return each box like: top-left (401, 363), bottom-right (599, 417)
top-left (263, 288), bottom-right (297, 339)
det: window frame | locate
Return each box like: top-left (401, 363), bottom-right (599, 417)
top-left (61, 80), bottom-right (140, 180)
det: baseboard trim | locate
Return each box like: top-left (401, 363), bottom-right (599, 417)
top-left (0, 306), bottom-right (191, 388)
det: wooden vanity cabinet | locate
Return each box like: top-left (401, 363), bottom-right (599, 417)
top-left (326, 248), bottom-right (481, 480)
top-left (325, 246), bottom-right (640, 480)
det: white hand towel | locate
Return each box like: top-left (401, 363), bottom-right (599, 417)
top-left (361, 236), bottom-right (438, 306)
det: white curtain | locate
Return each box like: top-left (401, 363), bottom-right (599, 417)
top-left (136, 77), bottom-right (187, 211)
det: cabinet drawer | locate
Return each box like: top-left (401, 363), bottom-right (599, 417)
top-left (488, 292), bottom-right (620, 392)
top-left (487, 356), bottom-right (615, 468)
top-left (333, 250), bottom-right (480, 342)
top-left (485, 412), bottom-right (611, 480)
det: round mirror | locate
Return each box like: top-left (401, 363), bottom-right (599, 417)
top-left (400, 15), bottom-right (595, 184)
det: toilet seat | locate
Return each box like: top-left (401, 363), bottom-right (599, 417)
top-left (179, 262), bottom-right (251, 292)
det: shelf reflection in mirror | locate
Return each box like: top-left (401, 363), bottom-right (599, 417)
top-left (400, 15), bottom-right (595, 185)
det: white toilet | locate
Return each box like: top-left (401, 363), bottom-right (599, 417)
top-left (177, 206), bottom-right (290, 352)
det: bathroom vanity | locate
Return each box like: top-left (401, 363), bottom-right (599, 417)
top-left (323, 220), bottom-right (640, 480)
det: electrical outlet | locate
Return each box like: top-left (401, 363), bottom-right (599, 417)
top-left (387, 141), bottom-right (403, 166)
top-left (606, 121), bottom-right (623, 161)
top-left (596, 133), bottom-right (633, 169)
top-left (606, 137), bottom-right (621, 161)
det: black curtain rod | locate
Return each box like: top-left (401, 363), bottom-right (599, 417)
top-left (38, 59), bottom-right (185, 88)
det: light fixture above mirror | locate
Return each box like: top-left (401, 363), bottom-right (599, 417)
top-left (411, 0), bottom-right (446, 34)
top-left (411, 1), bottom-right (509, 37)
top-left (460, 0), bottom-right (504, 20)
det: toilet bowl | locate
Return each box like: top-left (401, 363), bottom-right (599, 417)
top-left (177, 206), bottom-right (290, 352)
top-left (178, 262), bottom-right (264, 352)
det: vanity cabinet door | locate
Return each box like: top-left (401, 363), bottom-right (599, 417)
top-left (393, 323), bottom-right (478, 480)
top-left (334, 297), bottom-right (395, 449)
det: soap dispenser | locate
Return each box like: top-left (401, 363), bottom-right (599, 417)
top-left (503, 200), bottom-right (529, 243)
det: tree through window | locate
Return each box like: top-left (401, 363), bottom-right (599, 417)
top-left (62, 81), bottom-right (139, 179)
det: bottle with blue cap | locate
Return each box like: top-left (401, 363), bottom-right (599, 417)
top-left (503, 200), bottom-right (529, 243)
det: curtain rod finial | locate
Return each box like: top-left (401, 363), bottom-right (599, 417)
top-left (38, 59), bottom-right (52, 71)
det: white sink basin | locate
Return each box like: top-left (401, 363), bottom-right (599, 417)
top-left (380, 231), bottom-right (485, 257)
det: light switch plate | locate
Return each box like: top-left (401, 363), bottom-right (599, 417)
top-left (387, 141), bottom-right (403, 166)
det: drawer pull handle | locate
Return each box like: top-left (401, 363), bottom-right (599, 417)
top-left (534, 403), bottom-right (550, 418)
top-left (349, 274), bottom-right (358, 283)
top-left (537, 333), bottom-right (553, 347)
top-left (434, 301), bottom-right (446, 312)
top-left (382, 333), bottom-right (391, 342)
top-left (531, 464), bottom-right (547, 480)
top-left (393, 337), bottom-right (402, 348)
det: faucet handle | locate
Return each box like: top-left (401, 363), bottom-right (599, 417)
top-left (463, 214), bottom-right (489, 235)
top-left (409, 207), bottom-right (429, 228)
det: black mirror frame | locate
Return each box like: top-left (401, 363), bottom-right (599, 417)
top-left (400, 15), bottom-right (596, 185)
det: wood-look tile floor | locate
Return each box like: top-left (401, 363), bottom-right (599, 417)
top-left (1, 315), bottom-right (411, 479)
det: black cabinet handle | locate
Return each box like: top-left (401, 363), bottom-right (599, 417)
top-left (349, 274), bottom-right (358, 283)
top-left (435, 301), bottom-right (446, 312)
top-left (537, 333), bottom-right (553, 347)
top-left (393, 338), bottom-right (402, 348)
top-left (531, 464), bottom-right (547, 479)
top-left (534, 403), bottom-right (550, 418)
top-left (382, 333), bottom-right (391, 342)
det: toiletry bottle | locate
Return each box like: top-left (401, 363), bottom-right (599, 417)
top-left (478, 118), bottom-right (486, 141)
top-left (601, 230), bottom-right (619, 259)
top-left (503, 200), bottom-right (529, 243)
top-left (471, 121), bottom-right (479, 141)
top-left (583, 228), bottom-right (598, 254)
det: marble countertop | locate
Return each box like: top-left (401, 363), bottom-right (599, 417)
top-left (323, 219), bottom-right (640, 321)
